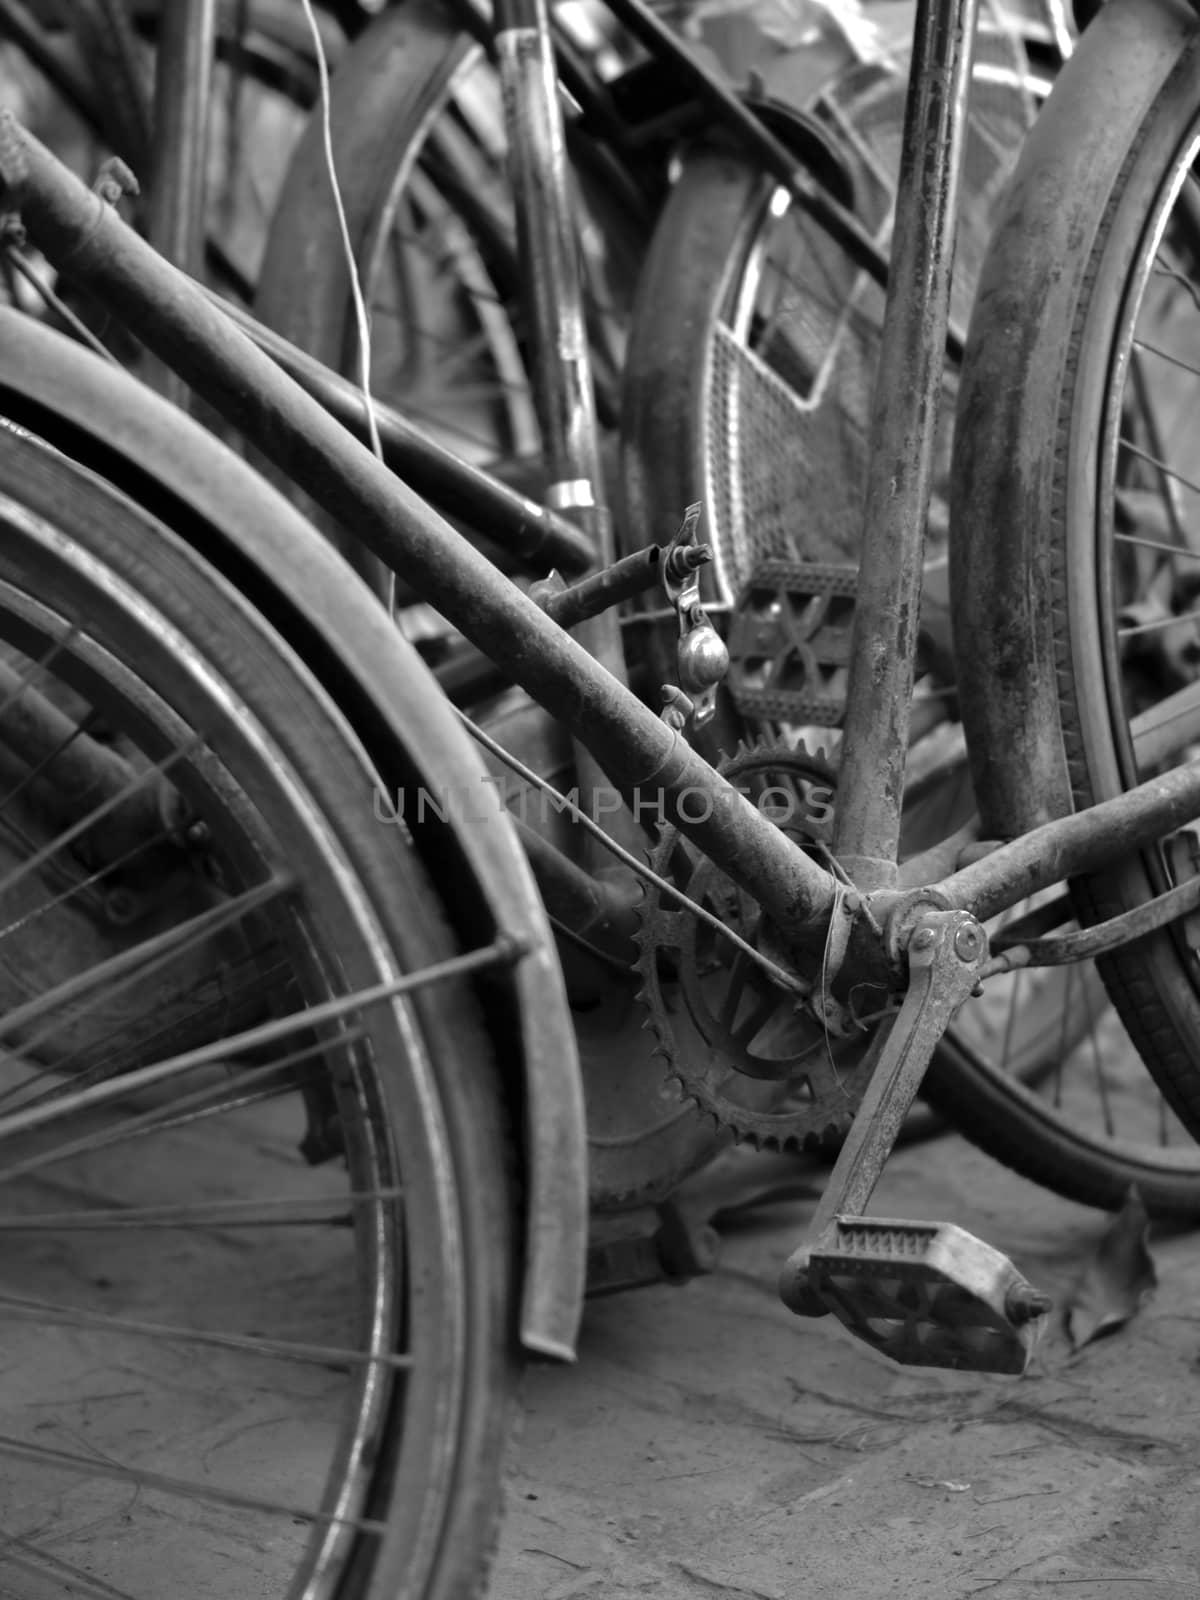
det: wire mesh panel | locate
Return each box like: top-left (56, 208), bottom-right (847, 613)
top-left (699, 0), bottom-right (1044, 600)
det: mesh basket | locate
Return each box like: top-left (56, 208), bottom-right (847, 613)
top-left (701, 1), bottom-right (1042, 601)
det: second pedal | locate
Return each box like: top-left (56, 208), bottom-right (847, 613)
top-left (787, 1215), bottom-right (1051, 1375)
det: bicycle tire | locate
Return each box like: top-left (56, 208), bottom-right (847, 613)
top-left (951, 0), bottom-right (1200, 1193)
top-left (0, 417), bottom-right (520, 1598)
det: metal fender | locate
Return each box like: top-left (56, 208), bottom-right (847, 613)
top-left (949, 0), bottom-right (1197, 837)
top-left (0, 308), bottom-right (588, 1361)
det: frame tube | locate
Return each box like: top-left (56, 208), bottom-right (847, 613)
top-left (494, 0), bottom-right (634, 857)
top-left (145, 0), bottom-right (215, 412)
top-left (0, 116), bottom-right (839, 937)
top-left (832, 0), bottom-right (979, 888)
top-left (938, 760), bottom-right (1200, 923)
top-left (214, 293), bottom-right (597, 576)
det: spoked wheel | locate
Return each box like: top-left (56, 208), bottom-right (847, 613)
top-left (618, 12), bottom-right (1200, 1212)
top-left (0, 425), bottom-right (519, 1597)
top-left (951, 0), bottom-right (1200, 1212)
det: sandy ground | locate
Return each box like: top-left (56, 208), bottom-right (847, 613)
top-left (492, 1131), bottom-right (1200, 1600)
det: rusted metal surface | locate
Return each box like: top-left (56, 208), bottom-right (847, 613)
top-left (779, 907), bottom-right (988, 1313)
top-left (144, 0), bottom-right (215, 411)
top-left (214, 293), bottom-right (597, 576)
top-left (494, 0), bottom-right (609, 552)
top-left (0, 121), bottom-right (840, 939)
top-left (634, 739), bottom-right (881, 1152)
top-left (530, 541), bottom-right (702, 627)
top-left (0, 304), bottom-right (590, 1361)
top-left (494, 0), bottom-right (634, 857)
top-left (146, 0), bottom-right (213, 279)
top-left (659, 502), bottom-right (729, 730)
top-left (938, 760), bottom-right (1200, 922)
top-left (831, 0), bottom-right (979, 890)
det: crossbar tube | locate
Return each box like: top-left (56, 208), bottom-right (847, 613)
top-left (0, 115), bottom-right (838, 938)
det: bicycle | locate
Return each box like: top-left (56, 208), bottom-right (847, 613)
top-left (3, 0), bottom-right (1113, 1225)
top-left (249, 0), bottom-right (1200, 1221)
top-left (2, 0), bottom-right (1200, 1592)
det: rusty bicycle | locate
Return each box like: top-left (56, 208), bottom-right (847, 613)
top-left (0, 0), bottom-right (1199, 1595)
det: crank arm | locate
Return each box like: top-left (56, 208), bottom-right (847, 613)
top-left (778, 908), bottom-right (1052, 1373)
top-left (781, 908), bottom-right (987, 1312)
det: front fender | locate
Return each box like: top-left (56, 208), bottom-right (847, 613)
top-left (0, 308), bottom-right (588, 1360)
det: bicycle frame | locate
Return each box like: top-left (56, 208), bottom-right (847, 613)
top-left (0, 1), bottom-right (950, 575)
top-left (2, 0), bottom-right (1200, 974)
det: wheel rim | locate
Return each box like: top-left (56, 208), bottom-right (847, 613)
top-left (0, 464), bottom-right (488, 1597)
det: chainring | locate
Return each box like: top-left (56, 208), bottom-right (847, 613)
top-left (634, 739), bottom-right (885, 1151)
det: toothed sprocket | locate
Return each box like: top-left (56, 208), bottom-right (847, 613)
top-left (633, 739), bottom-right (885, 1151)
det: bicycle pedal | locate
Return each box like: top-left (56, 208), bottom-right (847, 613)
top-left (798, 1216), bottom-right (1051, 1374)
top-left (727, 559), bottom-right (858, 726)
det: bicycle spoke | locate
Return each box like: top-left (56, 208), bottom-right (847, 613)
top-left (0, 737), bottom-right (200, 904)
top-left (0, 872), bottom-right (291, 1043)
top-left (1116, 604), bottom-right (1200, 639)
top-left (1114, 528), bottom-right (1200, 559)
top-left (1134, 333), bottom-right (1200, 382)
top-left (0, 706), bottom-right (103, 818)
top-left (0, 815), bottom-right (177, 945)
top-left (1152, 254), bottom-right (1200, 313)
top-left (1118, 435), bottom-right (1200, 499)
top-left (0, 1292), bottom-right (411, 1369)
top-left (0, 1037), bottom-right (351, 1188)
top-left (0, 1432), bottom-right (392, 1537)
top-left (0, 1533), bottom-right (140, 1600)
top-left (0, 945), bottom-right (292, 1119)
top-left (1129, 349), bottom-right (1189, 546)
top-left (1131, 680), bottom-right (1200, 768)
top-left (0, 936), bottom-right (523, 1146)
top-left (0, 1190), bottom-right (403, 1230)
top-left (0, 631), bottom-right (77, 724)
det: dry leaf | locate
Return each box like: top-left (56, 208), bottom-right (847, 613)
top-left (1063, 1186), bottom-right (1157, 1351)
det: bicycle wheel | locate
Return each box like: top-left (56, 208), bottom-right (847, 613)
top-left (0, 420), bottom-right (519, 1597)
top-left (953, 0), bottom-right (1200, 1169)
top-left (619, 10), bottom-right (1200, 1214)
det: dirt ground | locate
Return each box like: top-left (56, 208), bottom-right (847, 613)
top-left (492, 1129), bottom-right (1200, 1600)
